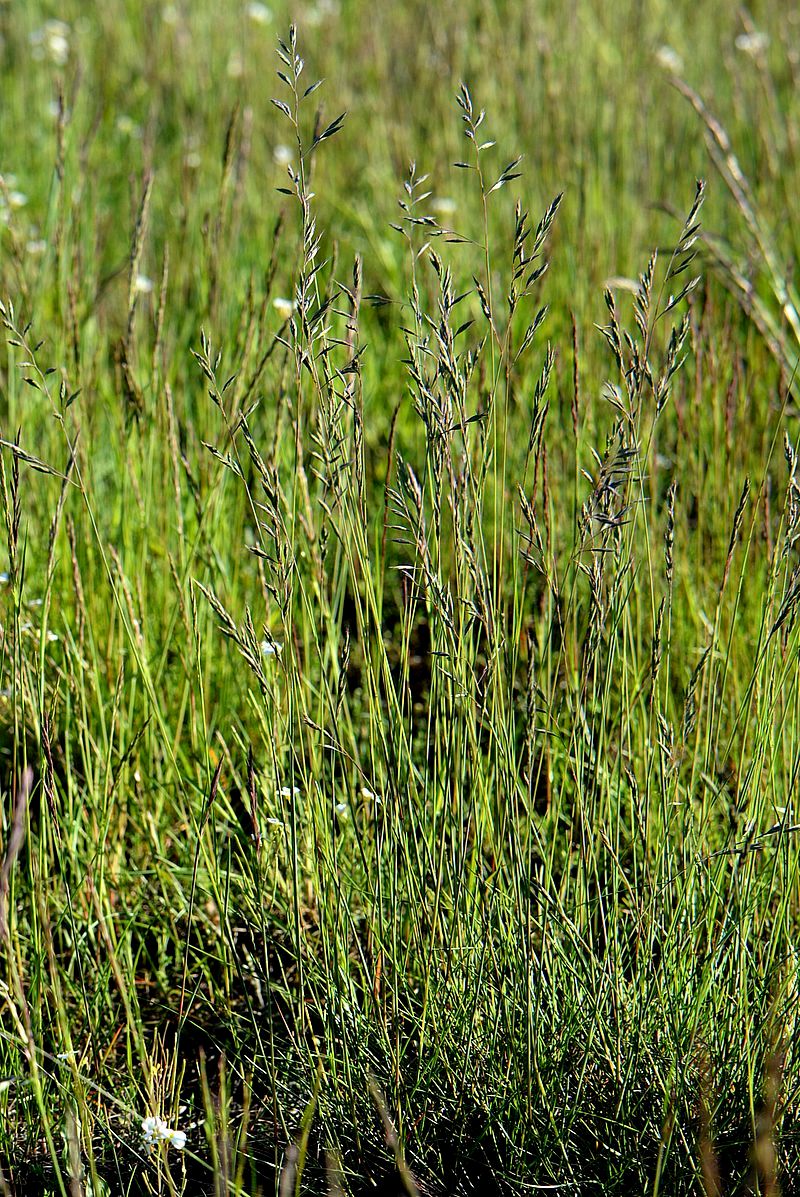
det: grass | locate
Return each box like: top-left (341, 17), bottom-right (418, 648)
top-left (0, 1), bottom-right (799, 1193)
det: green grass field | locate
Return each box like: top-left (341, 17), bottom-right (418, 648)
top-left (1, 1), bottom-right (799, 1193)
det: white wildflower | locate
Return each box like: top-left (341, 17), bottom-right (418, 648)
top-left (246, 2), bottom-right (273, 24)
top-left (116, 114), bottom-right (142, 138)
top-left (141, 1115), bottom-right (186, 1150)
top-left (261, 638), bottom-right (282, 656)
top-left (305, 0), bottom-right (339, 26)
top-left (279, 786), bottom-right (301, 799)
top-left (735, 30), bottom-right (769, 56)
top-left (430, 196), bottom-right (457, 217)
top-left (7, 191), bottom-right (27, 209)
top-left (272, 296), bottom-right (294, 321)
top-left (31, 20), bottom-right (71, 66)
top-left (134, 274), bottom-right (154, 295)
top-left (654, 45), bottom-right (683, 74)
top-left (273, 143), bottom-right (294, 167)
top-left (141, 1115), bottom-right (165, 1147)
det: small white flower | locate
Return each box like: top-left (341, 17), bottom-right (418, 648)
top-left (273, 143), bottom-right (294, 167)
top-left (142, 1115), bottom-right (167, 1146)
top-left (261, 638), bottom-right (282, 656)
top-left (431, 196), bottom-right (457, 217)
top-left (141, 1115), bottom-right (185, 1150)
top-left (246, 2), bottom-right (273, 24)
top-left (47, 630), bottom-right (59, 643)
top-left (654, 44), bottom-right (683, 73)
top-left (7, 191), bottom-right (27, 209)
top-left (335, 801), bottom-right (348, 818)
top-left (184, 150), bottom-right (202, 170)
top-left (116, 114), bottom-right (141, 137)
top-left (305, 0), bottom-right (339, 26)
top-left (48, 35), bottom-right (69, 66)
top-left (279, 786), bottom-right (301, 799)
top-left (735, 30), bottom-right (769, 56)
top-left (134, 274), bottom-right (154, 295)
top-left (272, 296), bottom-right (294, 321)
top-left (44, 23), bottom-right (70, 66)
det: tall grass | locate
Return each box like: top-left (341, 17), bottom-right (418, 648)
top-left (0, 2), bottom-right (799, 1194)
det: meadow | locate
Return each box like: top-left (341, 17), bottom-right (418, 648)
top-left (0, 1), bottom-right (799, 1193)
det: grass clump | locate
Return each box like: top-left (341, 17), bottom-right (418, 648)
top-left (0, 2), bottom-right (799, 1194)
